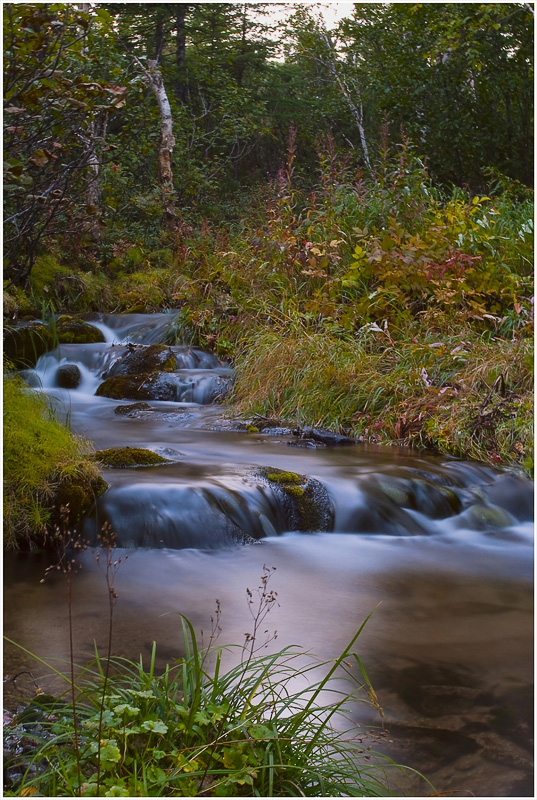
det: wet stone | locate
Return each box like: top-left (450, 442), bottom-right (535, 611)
top-left (293, 426), bottom-right (356, 446)
top-left (56, 363), bottom-right (81, 389)
top-left (106, 343), bottom-right (177, 377)
top-left (454, 503), bottom-right (517, 531)
top-left (378, 477), bottom-right (462, 519)
top-left (114, 402), bottom-right (152, 416)
top-left (257, 466), bottom-right (334, 532)
top-left (482, 474), bottom-right (534, 522)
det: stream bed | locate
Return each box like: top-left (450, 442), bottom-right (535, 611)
top-left (4, 312), bottom-right (534, 797)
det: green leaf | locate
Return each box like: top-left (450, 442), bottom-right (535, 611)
top-left (141, 719), bottom-right (168, 734)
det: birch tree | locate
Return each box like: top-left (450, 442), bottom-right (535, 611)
top-left (142, 59), bottom-right (176, 229)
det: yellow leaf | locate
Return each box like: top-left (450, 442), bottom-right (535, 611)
top-left (30, 150), bottom-right (49, 167)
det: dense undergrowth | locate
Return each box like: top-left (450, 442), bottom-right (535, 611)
top-left (4, 143), bottom-right (534, 482)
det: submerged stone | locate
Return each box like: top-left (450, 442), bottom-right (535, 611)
top-left (481, 474), bottom-right (534, 522)
top-left (455, 503), bottom-right (517, 531)
top-left (96, 371), bottom-right (233, 403)
top-left (114, 402), bottom-right (152, 416)
top-left (347, 496), bottom-right (430, 536)
top-left (378, 477), bottom-right (462, 519)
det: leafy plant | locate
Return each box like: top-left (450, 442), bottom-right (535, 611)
top-left (4, 568), bottom-right (414, 797)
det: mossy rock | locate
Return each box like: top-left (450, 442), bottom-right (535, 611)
top-left (264, 469), bottom-right (306, 486)
top-left (3, 323), bottom-right (54, 368)
top-left (378, 477), bottom-right (462, 519)
top-left (258, 466), bottom-right (333, 532)
top-left (56, 316), bottom-right (105, 344)
top-left (96, 373), bottom-right (170, 401)
top-left (53, 474), bottom-right (108, 526)
top-left (94, 447), bottom-right (172, 468)
top-left (455, 503), bottom-right (517, 531)
top-left (106, 344), bottom-right (177, 377)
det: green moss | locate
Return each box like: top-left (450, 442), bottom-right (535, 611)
top-left (94, 447), bottom-right (171, 468)
top-left (284, 485), bottom-right (306, 498)
top-left (56, 316), bottom-right (105, 344)
top-left (96, 375), bottom-right (139, 400)
top-left (53, 475), bottom-right (108, 523)
top-left (3, 375), bottom-right (101, 549)
top-left (264, 469), bottom-right (305, 485)
top-left (247, 425), bottom-right (259, 433)
top-left (29, 254), bottom-right (70, 298)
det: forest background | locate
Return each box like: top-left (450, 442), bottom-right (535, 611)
top-left (3, 1), bottom-right (534, 548)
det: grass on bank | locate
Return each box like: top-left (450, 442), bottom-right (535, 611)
top-left (231, 313), bottom-right (534, 474)
top-left (4, 570), bottom-right (417, 798)
top-left (3, 373), bottom-right (102, 549)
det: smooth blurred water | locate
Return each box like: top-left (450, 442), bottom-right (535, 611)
top-left (5, 313), bottom-right (534, 797)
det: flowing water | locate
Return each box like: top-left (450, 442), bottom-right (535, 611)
top-left (4, 313), bottom-right (534, 797)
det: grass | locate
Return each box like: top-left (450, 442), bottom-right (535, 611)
top-left (4, 568), bottom-right (418, 797)
top-left (231, 314), bottom-right (533, 473)
top-left (3, 373), bottom-right (103, 548)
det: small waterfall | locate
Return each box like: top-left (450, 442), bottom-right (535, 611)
top-left (85, 311), bottom-right (183, 344)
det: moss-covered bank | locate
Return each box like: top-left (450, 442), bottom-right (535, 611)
top-left (3, 375), bottom-right (106, 550)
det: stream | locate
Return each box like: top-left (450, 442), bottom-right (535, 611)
top-left (4, 312), bottom-right (534, 797)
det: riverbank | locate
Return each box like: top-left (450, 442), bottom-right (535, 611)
top-left (4, 156), bottom-right (533, 479)
top-left (3, 158), bottom-right (533, 553)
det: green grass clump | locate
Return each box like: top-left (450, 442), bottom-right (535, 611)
top-left (5, 578), bottom-right (411, 797)
top-left (3, 375), bottom-right (101, 548)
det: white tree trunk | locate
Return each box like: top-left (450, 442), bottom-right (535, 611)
top-left (319, 30), bottom-right (374, 177)
top-left (144, 60), bottom-right (176, 228)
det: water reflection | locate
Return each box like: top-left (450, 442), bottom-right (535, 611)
top-left (4, 525), bottom-right (533, 796)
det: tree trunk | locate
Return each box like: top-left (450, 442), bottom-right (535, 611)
top-left (319, 30), bottom-right (374, 178)
top-left (176, 4), bottom-right (187, 101)
top-left (144, 60), bottom-right (177, 229)
top-left (154, 18), bottom-right (164, 61)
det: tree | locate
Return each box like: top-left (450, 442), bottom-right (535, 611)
top-left (3, 3), bottom-right (128, 284)
top-left (338, 3), bottom-right (534, 187)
